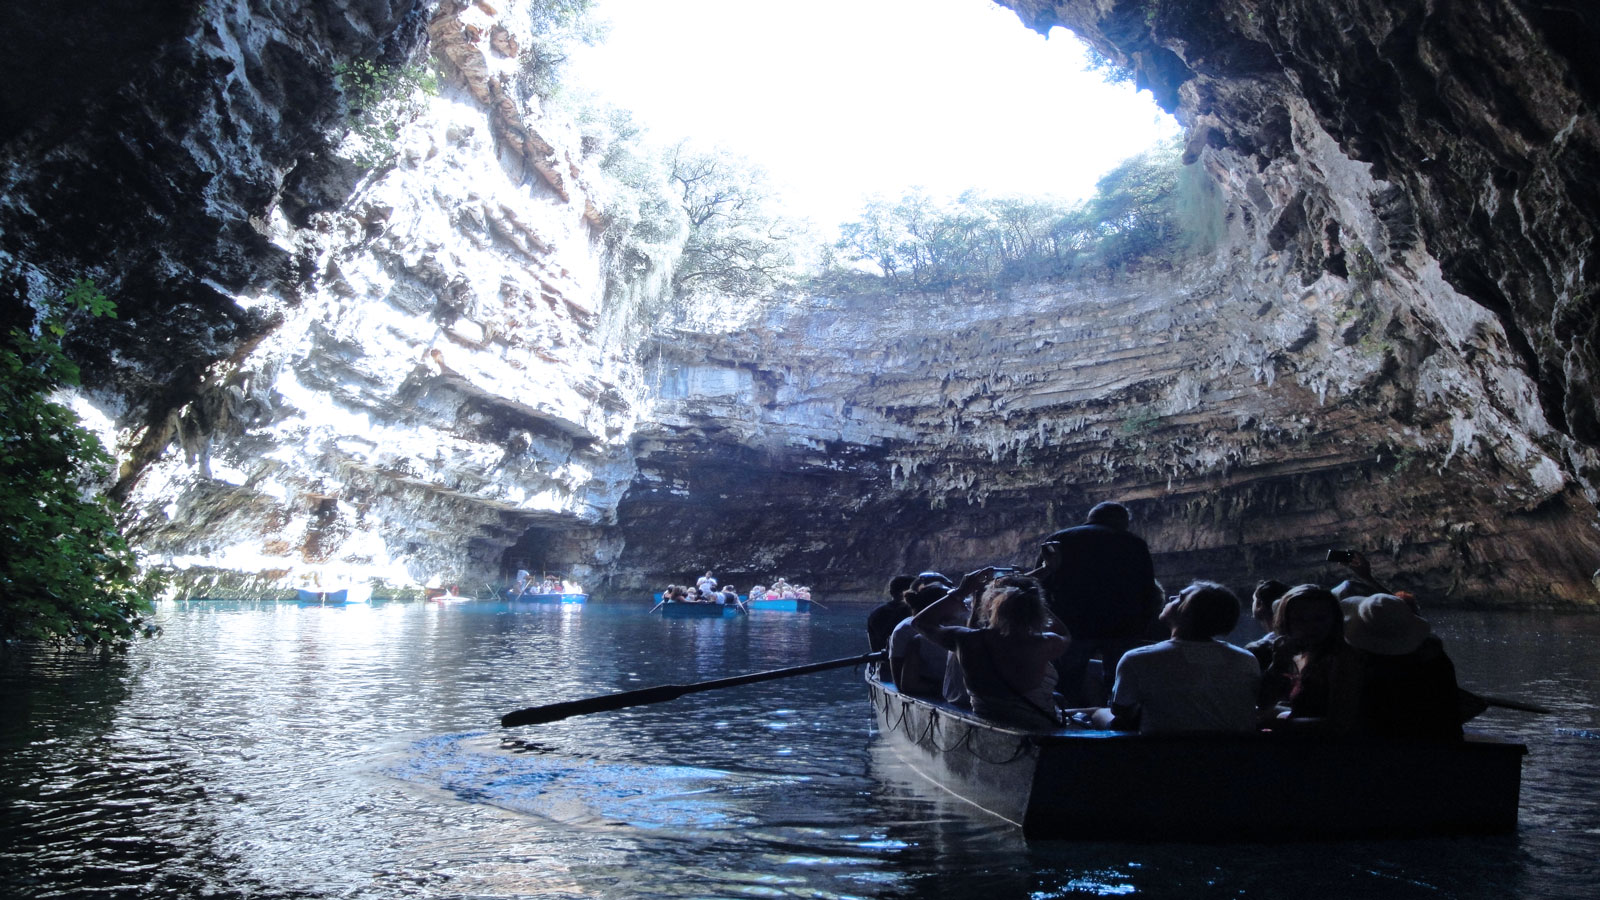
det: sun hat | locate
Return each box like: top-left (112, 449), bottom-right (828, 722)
top-left (1343, 593), bottom-right (1432, 655)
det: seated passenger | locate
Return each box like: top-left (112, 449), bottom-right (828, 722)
top-left (1342, 594), bottom-right (1463, 740)
top-left (1244, 579), bottom-right (1291, 670)
top-left (1260, 584), bottom-right (1357, 725)
top-left (867, 574), bottom-right (916, 653)
top-left (889, 584), bottom-right (959, 697)
top-left (1096, 581), bottom-right (1260, 734)
top-left (915, 569), bottom-right (1067, 729)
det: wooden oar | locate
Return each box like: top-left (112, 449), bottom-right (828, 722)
top-left (501, 650), bottom-right (885, 727)
top-left (1476, 693), bottom-right (1553, 715)
top-left (805, 598), bottom-right (829, 610)
top-left (648, 600), bottom-right (666, 613)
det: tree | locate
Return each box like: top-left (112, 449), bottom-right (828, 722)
top-left (1, 281), bottom-right (160, 651)
top-left (1081, 146), bottom-right (1183, 266)
top-left (667, 143), bottom-right (794, 296)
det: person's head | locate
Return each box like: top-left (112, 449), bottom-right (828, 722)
top-left (1252, 580), bottom-right (1291, 628)
top-left (983, 575), bottom-right (1049, 637)
top-left (1165, 581), bottom-right (1242, 641)
top-left (1344, 594), bottom-right (1432, 655)
top-left (888, 574), bottom-right (916, 603)
top-left (750, 584), bottom-right (766, 597)
top-left (1273, 584), bottom-right (1343, 651)
top-left (1085, 501), bottom-right (1131, 530)
top-left (912, 571), bottom-right (953, 592)
top-left (906, 583), bottom-right (949, 613)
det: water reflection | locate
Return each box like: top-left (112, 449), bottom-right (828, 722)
top-left (1, 602), bottom-right (1598, 898)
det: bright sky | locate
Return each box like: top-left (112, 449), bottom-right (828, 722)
top-left (566, 0), bottom-right (1181, 230)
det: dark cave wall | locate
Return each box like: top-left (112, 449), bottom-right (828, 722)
top-left (0, 0), bottom-right (428, 439)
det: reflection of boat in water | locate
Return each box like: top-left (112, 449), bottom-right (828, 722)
top-left (745, 597), bottom-right (811, 612)
top-left (866, 673), bottom-right (1526, 841)
top-left (657, 602), bottom-right (744, 619)
top-left (295, 584), bottom-right (373, 605)
top-left (508, 591), bottom-right (586, 604)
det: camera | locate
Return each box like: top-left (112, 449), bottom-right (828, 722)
top-left (1326, 549), bottom-right (1354, 564)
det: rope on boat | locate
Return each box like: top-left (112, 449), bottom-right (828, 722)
top-left (877, 684), bottom-right (1037, 764)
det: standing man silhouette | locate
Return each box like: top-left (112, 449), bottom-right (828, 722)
top-left (1034, 501), bottom-right (1160, 706)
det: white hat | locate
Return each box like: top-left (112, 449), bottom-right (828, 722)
top-left (1344, 593), bottom-right (1431, 655)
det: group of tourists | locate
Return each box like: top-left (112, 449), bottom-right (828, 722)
top-left (867, 501), bottom-right (1465, 739)
top-left (511, 570), bottom-right (579, 597)
top-left (659, 572), bottom-right (814, 608)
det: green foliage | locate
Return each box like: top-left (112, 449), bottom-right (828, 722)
top-left (1083, 45), bottom-right (1135, 85)
top-left (827, 140), bottom-right (1220, 292)
top-left (515, 0), bottom-right (607, 104)
top-left (1, 282), bottom-right (160, 651)
top-left (334, 57), bottom-right (439, 169)
top-left (579, 106), bottom-right (689, 341)
top-left (668, 143), bottom-right (795, 297)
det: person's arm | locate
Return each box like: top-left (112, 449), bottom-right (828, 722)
top-left (1345, 552), bottom-right (1390, 594)
top-left (1027, 541), bottom-right (1061, 579)
top-left (1095, 655), bottom-right (1140, 731)
top-left (1090, 704), bottom-right (1138, 731)
top-left (913, 568), bottom-right (992, 650)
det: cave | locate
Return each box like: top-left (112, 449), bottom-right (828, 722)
top-left (2, 0), bottom-right (1598, 608)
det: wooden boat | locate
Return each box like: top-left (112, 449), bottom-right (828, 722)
top-left (866, 673), bottom-right (1526, 841)
top-left (295, 584), bottom-right (372, 604)
top-left (658, 601), bottom-right (744, 619)
top-left (746, 597), bottom-right (812, 612)
top-left (508, 591), bottom-right (586, 604)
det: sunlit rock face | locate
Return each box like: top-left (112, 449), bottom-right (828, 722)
top-left (613, 250), bottom-right (1598, 606)
top-left (3, 1), bottom-right (641, 596)
top-left (5, 0), bottom-right (1599, 605)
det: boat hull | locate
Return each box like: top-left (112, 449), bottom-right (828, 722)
top-left (295, 585), bottom-right (372, 604)
top-left (746, 597), bottom-right (811, 612)
top-left (867, 675), bottom-right (1525, 841)
top-left (659, 603), bottom-right (743, 618)
top-left (510, 592), bottom-right (586, 604)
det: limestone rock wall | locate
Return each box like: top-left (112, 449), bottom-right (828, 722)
top-left (3, 1), bottom-right (642, 597)
top-left (4, 0), bottom-right (1598, 606)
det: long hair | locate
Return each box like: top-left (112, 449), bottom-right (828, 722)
top-left (1272, 584), bottom-right (1344, 654)
top-left (984, 575), bottom-right (1049, 637)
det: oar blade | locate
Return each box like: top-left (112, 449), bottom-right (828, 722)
top-left (502, 684), bottom-right (686, 728)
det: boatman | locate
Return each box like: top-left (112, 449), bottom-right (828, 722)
top-left (697, 571), bottom-right (718, 595)
top-left (1034, 501), bottom-right (1161, 706)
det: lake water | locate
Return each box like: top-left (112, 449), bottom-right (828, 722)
top-left (3, 600), bottom-right (1599, 899)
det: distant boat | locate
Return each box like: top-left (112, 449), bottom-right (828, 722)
top-left (509, 590), bottom-right (586, 604)
top-left (658, 602), bottom-right (744, 619)
top-left (745, 597), bottom-right (812, 612)
top-left (295, 583), bottom-right (373, 604)
top-left (426, 589), bottom-right (472, 603)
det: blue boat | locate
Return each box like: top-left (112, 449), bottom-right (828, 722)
top-left (658, 602), bottom-right (744, 619)
top-left (295, 584), bottom-right (372, 605)
top-left (509, 591), bottom-right (586, 604)
top-left (746, 597), bottom-right (812, 612)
